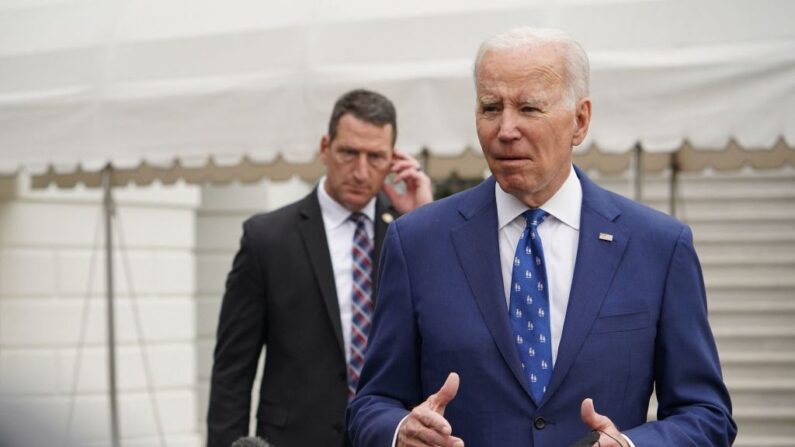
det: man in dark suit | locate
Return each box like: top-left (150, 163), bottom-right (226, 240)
top-left (348, 28), bottom-right (736, 446)
top-left (207, 89), bottom-right (432, 447)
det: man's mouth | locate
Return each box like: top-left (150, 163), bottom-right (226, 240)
top-left (344, 185), bottom-right (370, 194)
top-left (496, 156), bottom-right (531, 164)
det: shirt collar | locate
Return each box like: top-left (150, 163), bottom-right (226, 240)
top-left (495, 164), bottom-right (582, 231)
top-left (317, 176), bottom-right (376, 228)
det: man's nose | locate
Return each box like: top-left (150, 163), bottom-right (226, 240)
top-left (352, 153), bottom-right (370, 179)
top-left (497, 110), bottom-right (521, 141)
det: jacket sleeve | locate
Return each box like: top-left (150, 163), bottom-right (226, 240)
top-left (623, 226), bottom-right (737, 446)
top-left (207, 223), bottom-right (268, 447)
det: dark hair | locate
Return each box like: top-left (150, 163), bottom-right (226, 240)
top-left (327, 89), bottom-right (397, 146)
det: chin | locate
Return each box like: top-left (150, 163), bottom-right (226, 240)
top-left (341, 195), bottom-right (371, 211)
top-left (495, 172), bottom-right (529, 191)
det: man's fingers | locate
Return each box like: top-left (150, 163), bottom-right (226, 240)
top-left (382, 181), bottom-right (398, 199)
top-left (580, 398), bottom-right (616, 431)
top-left (392, 168), bottom-right (422, 184)
top-left (397, 375), bottom-right (463, 447)
top-left (390, 150), bottom-right (422, 172)
top-left (429, 372), bottom-right (460, 414)
top-left (414, 407), bottom-right (452, 435)
top-left (382, 164), bottom-right (432, 214)
top-left (391, 149), bottom-right (418, 162)
top-left (391, 159), bottom-right (421, 174)
top-left (399, 408), bottom-right (457, 447)
top-left (581, 399), bottom-right (627, 447)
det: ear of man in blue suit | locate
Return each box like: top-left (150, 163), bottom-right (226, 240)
top-left (347, 27), bottom-right (736, 447)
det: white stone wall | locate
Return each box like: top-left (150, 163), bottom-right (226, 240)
top-left (0, 174), bottom-right (202, 447)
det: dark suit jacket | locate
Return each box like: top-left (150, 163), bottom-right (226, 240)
top-left (348, 167), bottom-right (736, 446)
top-left (208, 189), bottom-right (396, 447)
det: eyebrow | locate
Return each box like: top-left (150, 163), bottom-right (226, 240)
top-left (337, 145), bottom-right (390, 156)
top-left (478, 96), bottom-right (548, 108)
top-left (519, 98), bottom-right (548, 107)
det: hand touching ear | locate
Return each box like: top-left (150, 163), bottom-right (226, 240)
top-left (383, 150), bottom-right (432, 214)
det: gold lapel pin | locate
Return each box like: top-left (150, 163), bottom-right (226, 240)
top-left (381, 213), bottom-right (394, 224)
top-left (598, 232), bottom-right (614, 242)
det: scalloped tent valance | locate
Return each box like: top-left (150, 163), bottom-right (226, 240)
top-left (1, 0), bottom-right (793, 186)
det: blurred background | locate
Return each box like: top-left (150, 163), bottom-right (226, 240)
top-left (0, 0), bottom-right (793, 446)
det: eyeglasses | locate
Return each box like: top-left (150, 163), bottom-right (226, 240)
top-left (333, 147), bottom-right (391, 169)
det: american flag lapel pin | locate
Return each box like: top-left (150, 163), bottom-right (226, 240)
top-left (598, 232), bottom-right (614, 242)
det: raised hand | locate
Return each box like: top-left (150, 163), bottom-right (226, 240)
top-left (580, 398), bottom-right (627, 447)
top-left (383, 150), bottom-right (433, 214)
top-left (397, 372), bottom-right (464, 447)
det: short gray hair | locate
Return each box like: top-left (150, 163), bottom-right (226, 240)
top-left (473, 27), bottom-right (590, 109)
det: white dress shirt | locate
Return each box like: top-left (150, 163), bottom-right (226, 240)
top-left (317, 176), bottom-right (376, 364)
top-left (496, 164), bottom-right (581, 364)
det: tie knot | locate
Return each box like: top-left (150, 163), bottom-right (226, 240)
top-left (349, 212), bottom-right (369, 226)
top-left (522, 209), bottom-right (548, 227)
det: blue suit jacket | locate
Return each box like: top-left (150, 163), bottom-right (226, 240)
top-left (348, 168), bottom-right (736, 446)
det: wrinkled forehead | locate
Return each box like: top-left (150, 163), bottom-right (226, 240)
top-left (476, 45), bottom-right (568, 94)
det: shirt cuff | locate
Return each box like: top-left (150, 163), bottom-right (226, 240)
top-left (621, 433), bottom-right (636, 447)
top-left (391, 415), bottom-right (410, 447)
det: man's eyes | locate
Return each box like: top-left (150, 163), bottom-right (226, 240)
top-left (337, 148), bottom-right (388, 166)
top-left (340, 148), bottom-right (359, 157)
top-left (479, 104), bottom-right (541, 114)
top-left (341, 149), bottom-right (385, 159)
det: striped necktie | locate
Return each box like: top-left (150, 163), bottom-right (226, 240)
top-left (509, 208), bottom-right (553, 403)
top-left (348, 212), bottom-right (374, 399)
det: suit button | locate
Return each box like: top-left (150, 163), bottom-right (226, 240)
top-left (333, 422), bottom-right (344, 434)
top-left (534, 417), bottom-right (546, 430)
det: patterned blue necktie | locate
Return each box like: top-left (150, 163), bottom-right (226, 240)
top-left (509, 208), bottom-right (552, 403)
top-left (348, 213), bottom-right (374, 400)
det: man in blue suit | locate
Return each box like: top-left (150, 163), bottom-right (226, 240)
top-left (347, 27), bottom-right (736, 446)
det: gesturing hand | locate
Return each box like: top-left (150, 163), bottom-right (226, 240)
top-left (580, 398), bottom-right (627, 447)
top-left (397, 372), bottom-right (464, 447)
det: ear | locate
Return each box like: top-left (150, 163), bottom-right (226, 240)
top-left (571, 98), bottom-right (592, 146)
top-left (319, 135), bottom-right (331, 166)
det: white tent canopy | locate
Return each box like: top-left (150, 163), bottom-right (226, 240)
top-left (1, 0), bottom-right (793, 183)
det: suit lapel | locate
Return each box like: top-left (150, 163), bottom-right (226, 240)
top-left (373, 196), bottom-right (397, 301)
top-left (451, 178), bottom-right (534, 400)
top-left (298, 190), bottom-right (345, 354)
top-left (544, 169), bottom-right (628, 403)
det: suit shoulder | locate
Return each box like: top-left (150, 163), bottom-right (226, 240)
top-left (389, 180), bottom-right (493, 247)
top-left (597, 187), bottom-right (688, 241)
top-left (394, 181), bottom-right (484, 228)
top-left (241, 195), bottom-right (308, 240)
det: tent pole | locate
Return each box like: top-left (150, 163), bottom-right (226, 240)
top-left (102, 166), bottom-right (121, 447)
top-left (634, 143), bottom-right (643, 202)
top-left (670, 151), bottom-right (680, 217)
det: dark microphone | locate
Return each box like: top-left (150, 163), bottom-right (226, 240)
top-left (568, 430), bottom-right (600, 447)
top-left (230, 437), bottom-right (273, 447)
